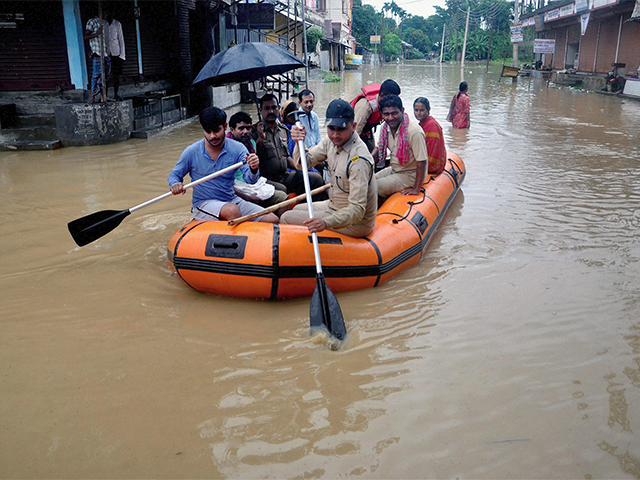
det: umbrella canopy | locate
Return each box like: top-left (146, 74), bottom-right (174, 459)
top-left (193, 42), bottom-right (305, 87)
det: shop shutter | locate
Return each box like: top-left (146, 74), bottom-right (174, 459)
top-left (0, 1), bottom-right (72, 91)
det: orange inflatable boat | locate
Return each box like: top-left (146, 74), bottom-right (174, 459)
top-left (167, 153), bottom-right (465, 299)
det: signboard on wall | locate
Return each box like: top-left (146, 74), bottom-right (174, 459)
top-left (534, 39), bottom-right (556, 54)
top-left (559, 4), bottom-right (575, 17)
top-left (544, 4), bottom-right (575, 22)
top-left (593, 0), bottom-right (618, 8)
top-left (510, 24), bottom-right (523, 43)
top-left (345, 54), bottom-right (363, 65)
top-left (575, 0), bottom-right (590, 13)
top-left (544, 8), bottom-right (560, 22)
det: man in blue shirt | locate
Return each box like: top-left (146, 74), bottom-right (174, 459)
top-left (168, 107), bottom-right (279, 223)
top-left (297, 89), bottom-right (322, 148)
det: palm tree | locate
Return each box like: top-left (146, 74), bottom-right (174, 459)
top-left (466, 29), bottom-right (489, 60)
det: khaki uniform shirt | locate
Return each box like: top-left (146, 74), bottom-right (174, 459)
top-left (384, 121), bottom-right (428, 174)
top-left (294, 133), bottom-right (377, 231)
top-left (354, 97), bottom-right (374, 136)
top-left (253, 121), bottom-right (290, 182)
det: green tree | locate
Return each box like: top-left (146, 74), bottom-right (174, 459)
top-left (352, 0), bottom-right (382, 47)
top-left (466, 29), bottom-right (489, 60)
top-left (408, 29), bottom-right (431, 54)
top-left (305, 26), bottom-right (324, 52)
top-left (382, 33), bottom-right (402, 59)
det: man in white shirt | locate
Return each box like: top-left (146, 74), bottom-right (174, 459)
top-left (297, 89), bottom-right (321, 148)
top-left (105, 9), bottom-right (126, 101)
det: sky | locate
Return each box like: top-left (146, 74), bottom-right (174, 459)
top-left (361, 0), bottom-right (447, 18)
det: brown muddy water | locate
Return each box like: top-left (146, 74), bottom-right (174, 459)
top-left (1, 63), bottom-right (640, 478)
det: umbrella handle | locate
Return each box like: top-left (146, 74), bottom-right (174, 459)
top-left (252, 80), bottom-right (262, 122)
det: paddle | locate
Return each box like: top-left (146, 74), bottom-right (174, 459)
top-left (290, 110), bottom-right (346, 343)
top-left (68, 160), bottom-right (245, 247)
top-left (227, 183), bottom-right (331, 226)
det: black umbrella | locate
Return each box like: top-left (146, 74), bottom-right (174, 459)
top-left (193, 42), bottom-right (305, 87)
top-left (193, 42), bottom-right (305, 119)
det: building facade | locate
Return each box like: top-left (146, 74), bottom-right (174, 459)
top-left (521, 0), bottom-right (640, 75)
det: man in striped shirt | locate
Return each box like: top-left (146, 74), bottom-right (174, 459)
top-left (84, 9), bottom-right (111, 102)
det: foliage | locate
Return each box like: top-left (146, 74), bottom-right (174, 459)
top-left (406, 48), bottom-right (425, 59)
top-left (407, 29), bottom-right (431, 53)
top-left (320, 70), bottom-right (341, 83)
top-left (352, 0), bottom-right (519, 62)
top-left (352, 0), bottom-right (382, 48)
top-left (306, 26), bottom-right (324, 52)
top-left (382, 33), bottom-right (402, 59)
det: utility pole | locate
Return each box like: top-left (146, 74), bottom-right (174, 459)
top-left (461, 5), bottom-right (470, 69)
top-left (374, 26), bottom-right (378, 65)
top-left (440, 24), bottom-right (446, 63)
top-left (486, 16), bottom-right (494, 73)
top-left (380, 11), bottom-right (384, 63)
top-left (513, 0), bottom-right (520, 67)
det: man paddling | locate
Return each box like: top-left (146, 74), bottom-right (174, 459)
top-left (168, 107), bottom-right (279, 223)
top-left (281, 99), bottom-right (378, 238)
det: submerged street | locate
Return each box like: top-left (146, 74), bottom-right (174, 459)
top-left (1, 62), bottom-right (640, 478)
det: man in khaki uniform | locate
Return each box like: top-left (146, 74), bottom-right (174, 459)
top-left (374, 94), bottom-right (429, 198)
top-left (281, 99), bottom-right (378, 238)
top-left (252, 93), bottom-right (325, 200)
top-left (352, 79), bottom-right (401, 153)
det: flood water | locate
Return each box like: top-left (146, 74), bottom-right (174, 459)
top-left (2, 62), bottom-right (640, 478)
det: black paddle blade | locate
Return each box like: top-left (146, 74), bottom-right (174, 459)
top-left (68, 209), bottom-right (131, 247)
top-left (310, 274), bottom-right (346, 342)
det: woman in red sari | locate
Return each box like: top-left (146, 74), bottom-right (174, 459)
top-left (414, 97), bottom-right (445, 175)
top-left (446, 81), bottom-right (470, 129)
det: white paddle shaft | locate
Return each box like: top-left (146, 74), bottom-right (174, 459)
top-left (295, 122), bottom-right (323, 275)
top-left (129, 160), bottom-right (245, 213)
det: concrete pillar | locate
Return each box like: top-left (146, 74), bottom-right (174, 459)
top-left (62, 0), bottom-right (88, 90)
top-left (54, 101), bottom-right (133, 146)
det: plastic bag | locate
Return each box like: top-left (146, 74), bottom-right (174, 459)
top-left (234, 176), bottom-right (275, 202)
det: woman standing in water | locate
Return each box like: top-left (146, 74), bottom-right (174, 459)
top-left (446, 81), bottom-right (470, 129)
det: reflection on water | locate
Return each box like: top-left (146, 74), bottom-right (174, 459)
top-left (1, 63), bottom-right (640, 478)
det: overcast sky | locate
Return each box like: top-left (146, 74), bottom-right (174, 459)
top-left (361, 0), bottom-right (447, 18)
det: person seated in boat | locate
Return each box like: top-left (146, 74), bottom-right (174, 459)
top-left (279, 99), bottom-right (299, 155)
top-left (373, 94), bottom-right (429, 199)
top-left (168, 107), bottom-right (279, 223)
top-left (351, 79), bottom-right (401, 153)
top-left (413, 97), bottom-right (446, 175)
top-left (252, 94), bottom-right (326, 201)
top-left (227, 111), bottom-right (288, 209)
top-left (297, 89), bottom-right (322, 148)
top-left (280, 99), bottom-right (378, 238)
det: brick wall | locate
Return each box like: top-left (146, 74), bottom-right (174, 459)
top-left (617, 13), bottom-right (640, 75)
top-left (595, 16), bottom-right (620, 72)
top-left (543, 6), bottom-right (640, 75)
top-left (578, 19), bottom-right (599, 72)
top-left (568, 23), bottom-right (581, 44)
top-left (553, 27), bottom-right (567, 69)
